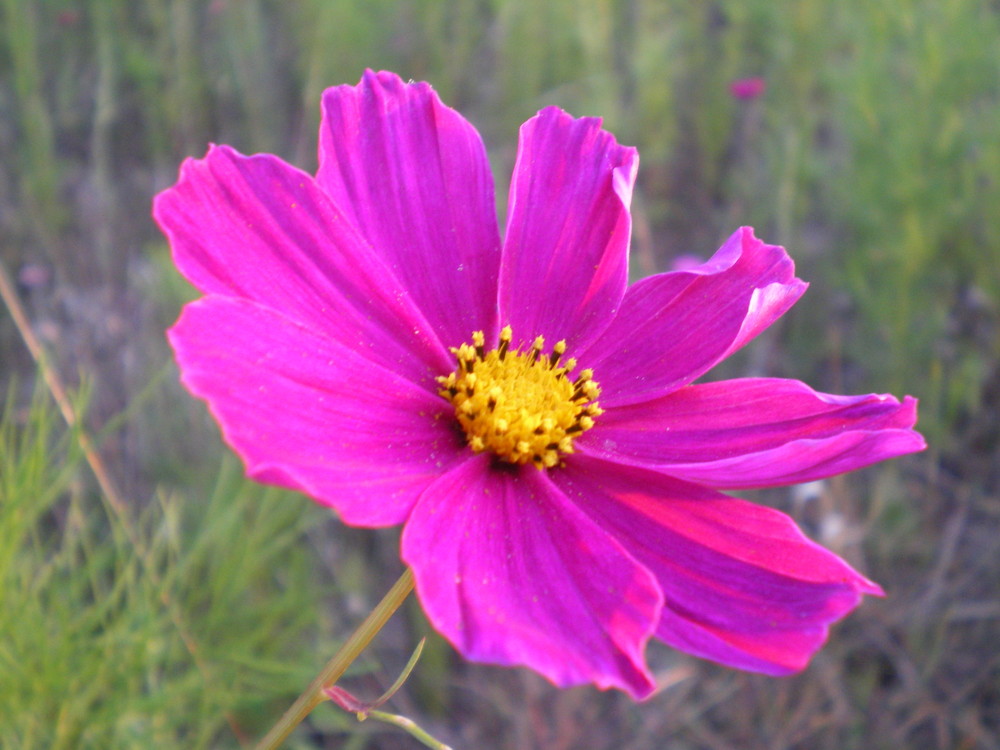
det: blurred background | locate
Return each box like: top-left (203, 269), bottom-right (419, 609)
top-left (1, 1), bottom-right (998, 748)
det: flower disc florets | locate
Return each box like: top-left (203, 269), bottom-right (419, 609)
top-left (437, 325), bottom-right (602, 469)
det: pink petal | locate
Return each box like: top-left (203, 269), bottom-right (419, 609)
top-left (169, 296), bottom-right (465, 527)
top-left (557, 456), bottom-right (883, 675)
top-left (583, 378), bottom-right (926, 488)
top-left (401, 455), bottom-right (661, 698)
top-left (582, 227), bottom-right (807, 407)
top-left (499, 107), bottom-right (637, 353)
top-left (154, 144), bottom-right (451, 383)
top-left (317, 70), bottom-right (502, 350)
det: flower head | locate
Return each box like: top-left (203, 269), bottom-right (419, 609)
top-left (155, 70), bottom-right (925, 699)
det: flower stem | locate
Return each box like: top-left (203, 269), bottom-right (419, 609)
top-left (254, 567), bottom-right (416, 750)
top-left (364, 710), bottom-right (454, 750)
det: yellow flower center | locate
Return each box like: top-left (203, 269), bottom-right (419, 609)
top-left (437, 325), bottom-right (603, 469)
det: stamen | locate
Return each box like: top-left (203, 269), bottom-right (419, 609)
top-left (498, 325), bottom-right (512, 361)
top-left (529, 336), bottom-right (545, 363)
top-left (549, 340), bottom-right (567, 368)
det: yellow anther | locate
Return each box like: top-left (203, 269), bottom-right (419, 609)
top-left (549, 340), bottom-right (567, 368)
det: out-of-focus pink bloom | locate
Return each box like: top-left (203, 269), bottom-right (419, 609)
top-left (155, 70), bottom-right (924, 699)
top-left (17, 264), bottom-right (51, 288)
top-left (56, 9), bottom-right (82, 27)
top-left (731, 77), bottom-right (767, 100)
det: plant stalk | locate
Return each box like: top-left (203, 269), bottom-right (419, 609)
top-left (254, 567), bottom-right (416, 750)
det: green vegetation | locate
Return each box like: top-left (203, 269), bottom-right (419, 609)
top-left (0, 1), bottom-right (996, 748)
top-left (0, 385), bottom-right (376, 748)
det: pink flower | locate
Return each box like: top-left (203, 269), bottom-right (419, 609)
top-left (730, 77), bottom-right (767, 100)
top-left (155, 70), bottom-right (925, 699)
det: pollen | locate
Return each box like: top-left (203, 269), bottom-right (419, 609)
top-left (437, 325), bottom-right (603, 469)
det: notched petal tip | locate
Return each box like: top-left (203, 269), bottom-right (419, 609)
top-left (317, 66), bottom-right (502, 352)
top-left (691, 227), bottom-right (806, 301)
top-left (584, 227), bottom-right (809, 404)
top-left (558, 457), bottom-right (885, 677)
top-left (859, 576), bottom-right (886, 598)
top-left (322, 68), bottom-right (436, 110)
top-left (525, 106), bottom-right (640, 175)
top-left (897, 395), bottom-right (926, 436)
top-left (500, 106), bottom-right (638, 353)
top-left (591, 378), bottom-right (927, 489)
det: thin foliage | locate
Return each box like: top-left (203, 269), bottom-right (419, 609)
top-left (0, 385), bottom-right (357, 748)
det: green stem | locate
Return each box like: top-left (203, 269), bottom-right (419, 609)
top-left (254, 567), bottom-right (416, 750)
top-left (365, 710), bottom-right (454, 750)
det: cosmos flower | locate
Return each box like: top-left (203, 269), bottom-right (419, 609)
top-left (155, 70), bottom-right (925, 699)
